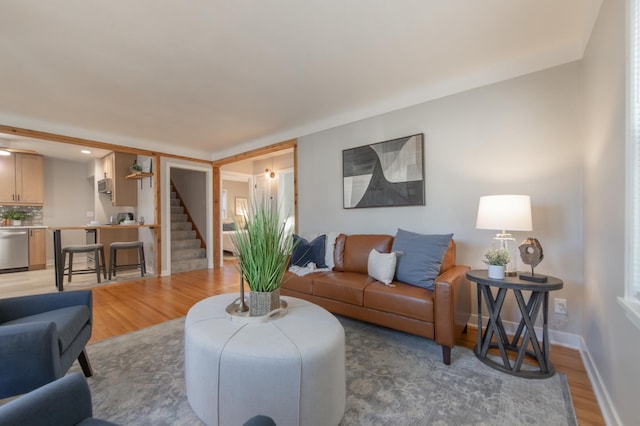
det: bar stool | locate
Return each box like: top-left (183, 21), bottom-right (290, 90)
top-left (109, 241), bottom-right (146, 280)
top-left (61, 244), bottom-right (107, 283)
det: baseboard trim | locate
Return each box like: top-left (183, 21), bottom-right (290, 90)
top-left (577, 337), bottom-right (622, 426)
top-left (467, 315), bottom-right (619, 425)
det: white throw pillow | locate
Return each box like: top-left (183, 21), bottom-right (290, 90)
top-left (367, 249), bottom-right (397, 286)
top-left (324, 231), bottom-right (339, 270)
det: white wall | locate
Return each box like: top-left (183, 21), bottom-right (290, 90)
top-left (136, 155), bottom-right (156, 274)
top-left (43, 157), bottom-right (95, 262)
top-left (253, 152), bottom-right (295, 208)
top-left (222, 180), bottom-right (250, 221)
top-left (135, 155), bottom-right (155, 225)
top-left (298, 62), bottom-right (584, 336)
top-left (583, 0), bottom-right (639, 424)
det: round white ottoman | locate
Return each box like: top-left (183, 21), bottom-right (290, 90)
top-left (185, 293), bottom-right (346, 426)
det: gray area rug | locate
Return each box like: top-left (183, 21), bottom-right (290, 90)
top-left (73, 317), bottom-right (577, 425)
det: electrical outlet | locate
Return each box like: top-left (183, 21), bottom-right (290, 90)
top-left (554, 298), bottom-right (568, 315)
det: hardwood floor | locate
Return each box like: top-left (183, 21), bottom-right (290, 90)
top-left (89, 266), bottom-right (241, 342)
top-left (5, 262), bottom-right (605, 425)
top-left (0, 265), bottom-right (144, 299)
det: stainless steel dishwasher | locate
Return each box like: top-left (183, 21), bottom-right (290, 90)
top-left (0, 228), bottom-right (29, 272)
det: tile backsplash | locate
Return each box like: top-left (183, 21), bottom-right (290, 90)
top-left (0, 206), bottom-right (44, 225)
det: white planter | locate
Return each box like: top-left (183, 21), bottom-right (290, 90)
top-left (487, 265), bottom-right (505, 280)
top-left (11, 219), bottom-right (21, 226)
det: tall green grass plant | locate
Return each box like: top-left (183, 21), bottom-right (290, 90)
top-left (231, 199), bottom-right (294, 292)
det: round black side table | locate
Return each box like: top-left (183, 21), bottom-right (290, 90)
top-left (466, 269), bottom-right (563, 379)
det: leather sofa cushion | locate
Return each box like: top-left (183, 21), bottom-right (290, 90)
top-left (364, 281), bottom-right (434, 323)
top-left (440, 239), bottom-right (456, 274)
top-left (2, 306), bottom-right (90, 353)
top-left (313, 272), bottom-right (377, 305)
top-left (333, 233), bottom-right (455, 275)
top-left (333, 234), bottom-right (394, 273)
top-left (281, 271), bottom-right (330, 295)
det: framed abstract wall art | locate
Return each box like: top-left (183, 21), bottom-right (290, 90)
top-left (343, 133), bottom-right (425, 209)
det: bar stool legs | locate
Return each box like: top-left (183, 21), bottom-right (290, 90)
top-left (109, 241), bottom-right (146, 280)
top-left (139, 246), bottom-right (147, 275)
top-left (98, 247), bottom-right (107, 282)
top-left (62, 250), bottom-right (72, 282)
top-left (61, 244), bottom-right (107, 284)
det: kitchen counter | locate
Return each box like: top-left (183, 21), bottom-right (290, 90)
top-left (49, 224), bottom-right (159, 231)
top-left (0, 225), bottom-right (48, 229)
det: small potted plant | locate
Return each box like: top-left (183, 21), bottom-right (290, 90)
top-left (483, 247), bottom-right (511, 279)
top-left (230, 199), bottom-right (295, 316)
top-left (6, 211), bottom-right (30, 226)
top-left (129, 160), bottom-right (142, 174)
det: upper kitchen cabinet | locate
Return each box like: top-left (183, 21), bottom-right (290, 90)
top-left (0, 153), bottom-right (44, 205)
top-left (102, 152), bottom-right (138, 206)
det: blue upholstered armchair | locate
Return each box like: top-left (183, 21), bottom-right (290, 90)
top-left (0, 372), bottom-right (118, 426)
top-left (0, 290), bottom-right (93, 399)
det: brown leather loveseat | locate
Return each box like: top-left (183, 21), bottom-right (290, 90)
top-left (281, 233), bottom-right (471, 364)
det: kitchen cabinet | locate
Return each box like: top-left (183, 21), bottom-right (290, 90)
top-left (0, 155), bottom-right (15, 203)
top-left (28, 228), bottom-right (46, 270)
top-left (102, 152), bottom-right (138, 206)
top-left (0, 153), bottom-right (44, 205)
top-left (98, 227), bottom-right (139, 268)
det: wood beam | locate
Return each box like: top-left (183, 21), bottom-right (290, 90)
top-left (212, 139), bottom-right (296, 167)
top-left (0, 124), bottom-right (212, 164)
top-left (213, 165), bottom-right (221, 268)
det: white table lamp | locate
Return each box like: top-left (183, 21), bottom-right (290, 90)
top-left (476, 195), bottom-right (533, 276)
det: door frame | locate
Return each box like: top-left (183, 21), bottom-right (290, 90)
top-left (162, 158), bottom-right (214, 275)
top-left (212, 139), bottom-right (297, 267)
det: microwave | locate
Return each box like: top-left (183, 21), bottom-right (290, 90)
top-left (98, 178), bottom-right (112, 194)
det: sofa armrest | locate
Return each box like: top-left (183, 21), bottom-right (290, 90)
top-left (0, 322), bottom-right (62, 398)
top-left (0, 290), bottom-right (92, 323)
top-left (433, 265), bottom-right (471, 348)
top-left (0, 373), bottom-right (94, 426)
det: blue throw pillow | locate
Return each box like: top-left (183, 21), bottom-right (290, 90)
top-left (291, 234), bottom-right (327, 268)
top-left (391, 229), bottom-right (453, 289)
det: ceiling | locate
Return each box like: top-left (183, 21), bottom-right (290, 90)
top-left (0, 134), bottom-right (111, 162)
top-left (0, 1), bottom-right (602, 160)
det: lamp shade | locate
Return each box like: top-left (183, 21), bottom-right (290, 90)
top-left (476, 195), bottom-right (533, 231)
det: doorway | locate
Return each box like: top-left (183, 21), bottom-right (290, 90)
top-left (215, 144), bottom-right (297, 267)
top-left (162, 159), bottom-right (213, 276)
top-left (221, 170), bottom-right (252, 261)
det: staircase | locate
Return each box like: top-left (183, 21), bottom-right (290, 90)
top-left (170, 187), bottom-right (207, 273)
